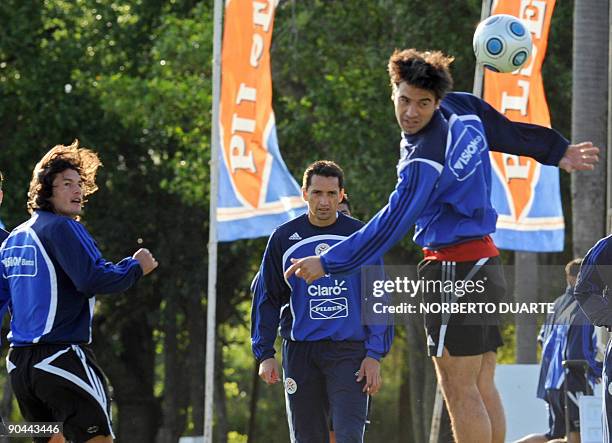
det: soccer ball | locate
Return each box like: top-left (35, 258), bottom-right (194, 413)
top-left (473, 14), bottom-right (532, 73)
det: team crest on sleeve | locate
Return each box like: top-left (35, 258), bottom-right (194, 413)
top-left (314, 243), bottom-right (330, 256)
top-left (447, 117), bottom-right (487, 181)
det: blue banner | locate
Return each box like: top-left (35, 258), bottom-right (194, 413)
top-left (490, 163), bottom-right (564, 252)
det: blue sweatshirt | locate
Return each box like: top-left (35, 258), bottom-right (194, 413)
top-left (0, 228), bottom-right (9, 328)
top-left (319, 92), bottom-right (569, 275)
top-left (251, 213), bottom-right (394, 363)
top-left (0, 210), bottom-right (143, 346)
top-left (537, 286), bottom-right (601, 398)
top-left (574, 235), bottom-right (612, 327)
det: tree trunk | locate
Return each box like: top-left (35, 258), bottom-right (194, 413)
top-left (0, 377), bottom-right (12, 443)
top-left (515, 252), bottom-right (538, 363)
top-left (401, 313), bottom-right (440, 442)
top-left (156, 292), bottom-right (188, 443)
top-left (213, 331), bottom-right (228, 443)
top-left (572, 0), bottom-right (608, 256)
top-left (247, 361), bottom-right (260, 443)
top-left (94, 312), bottom-right (160, 442)
top-left (0, 377), bottom-right (12, 420)
top-left (187, 293), bottom-right (206, 437)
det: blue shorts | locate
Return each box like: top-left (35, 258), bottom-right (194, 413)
top-left (282, 340), bottom-right (369, 443)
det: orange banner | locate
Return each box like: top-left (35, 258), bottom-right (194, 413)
top-left (216, 0), bottom-right (305, 241)
top-left (485, 0), bottom-right (562, 234)
top-left (219, 0), bottom-right (277, 209)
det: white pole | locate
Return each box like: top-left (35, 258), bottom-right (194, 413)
top-left (204, 0), bottom-right (223, 440)
top-left (472, 0), bottom-right (493, 98)
top-left (428, 384), bottom-right (444, 443)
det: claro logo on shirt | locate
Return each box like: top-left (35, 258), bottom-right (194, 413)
top-left (2, 245), bottom-right (38, 278)
top-left (307, 279), bottom-right (347, 296)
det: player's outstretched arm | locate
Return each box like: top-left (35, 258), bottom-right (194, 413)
top-left (285, 256), bottom-right (324, 284)
top-left (558, 141), bottom-right (600, 172)
top-left (51, 219), bottom-right (150, 294)
top-left (133, 248), bottom-right (159, 276)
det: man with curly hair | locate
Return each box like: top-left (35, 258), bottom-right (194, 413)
top-left (286, 48), bottom-right (599, 443)
top-left (0, 140), bottom-right (158, 443)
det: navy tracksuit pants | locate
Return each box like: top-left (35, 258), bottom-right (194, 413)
top-left (282, 340), bottom-right (370, 443)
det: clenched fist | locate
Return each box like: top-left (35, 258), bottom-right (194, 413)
top-left (133, 248), bottom-right (159, 276)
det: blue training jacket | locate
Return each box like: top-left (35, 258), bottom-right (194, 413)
top-left (320, 92), bottom-right (569, 276)
top-left (537, 286), bottom-right (601, 398)
top-left (0, 210), bottom-right (143, 346)
top-left (251, 213), bottom-right (394, 363)
top-left (0, 228), bottom-right (8, 326)
top-left (574, 235), bottom-right (612, 327)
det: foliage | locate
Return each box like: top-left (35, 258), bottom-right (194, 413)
top-left (0, 0), bottom-right (576, 441)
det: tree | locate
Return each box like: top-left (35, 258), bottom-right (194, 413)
top-left (571, 0), bottom-right (608, 257)
top-left (0, 0), bottom-right (581, 440)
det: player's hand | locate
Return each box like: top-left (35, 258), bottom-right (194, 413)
top-left (133, 248), bottom-right (158, 276)
top-left (356, 357), bottom-right (381, 395)
top-left (258, 358), bottom-right (281, 385)
top-left (559, 141), bottom-right (599, 172)
top-left (284, 256), bottom-right (325, 284)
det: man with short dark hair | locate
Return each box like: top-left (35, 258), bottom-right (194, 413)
top-left (0, 140), bottom-right (158, 443)
top-left (338, 195), bottom-right (352, 217)
top-left (251, 160), bottom-right (393, 443)
top-left (286, 48), bottom-right (599, 443)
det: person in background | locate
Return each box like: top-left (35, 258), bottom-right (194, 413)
top-left (338, 195), bottom-right (352, 217)
top-left (516, 258), bottom-right (601, 443)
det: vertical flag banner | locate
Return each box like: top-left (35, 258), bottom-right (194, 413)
top-left (485, 0), bottom-right (563, 251)
top-left (217, 0), bottom-right (305, 241)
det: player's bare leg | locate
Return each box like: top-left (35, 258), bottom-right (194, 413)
top-left (433, 349), bottom-right (491, 443)
top-left (477, 351), bottom-right (505, 443)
